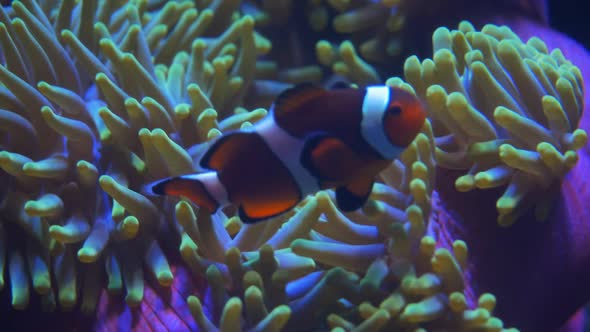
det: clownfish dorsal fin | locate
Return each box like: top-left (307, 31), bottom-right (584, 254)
top-left (329, 81), bottom-right (351, 90)
top-left (200, 131), bottom-right (256, 171)
top-left (272, 83), bottom-right (325, 115)
top-left (335, 176), bottom-right (375, 211)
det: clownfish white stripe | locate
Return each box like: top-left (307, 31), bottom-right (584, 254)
top-left (253, 111), bottom-right (321, 196)
top-left (183, 172), bottom-right (230, 207)
top-left (361, 86), bottom-right (405, 159)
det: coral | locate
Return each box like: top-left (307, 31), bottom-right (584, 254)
top-left (400, 21), bottom-right (587, 226)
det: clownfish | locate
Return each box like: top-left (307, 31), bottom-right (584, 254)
top-left (147, 83), bottom-right (426, 223)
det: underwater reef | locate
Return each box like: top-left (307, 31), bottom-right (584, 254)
top-left (0, 0), bottom-right (589, 331)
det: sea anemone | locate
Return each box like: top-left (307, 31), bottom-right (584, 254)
top-left (424, 16), bottom-right (590, 332)
top-left (1, 0), bottom-right (589, 331)
top-left (0, 0), bottom-right (270, 312)
top-left (183, 116), bottom-right (516, 331)
top-left (306, 0), bottom-right (409, 63)
top-left (400, 21), bottom-right (587, 226)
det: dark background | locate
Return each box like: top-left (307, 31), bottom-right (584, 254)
top-left (549, 0), bottom-right (590, 50)
top-left (0, 0), bottom-right (586, 50)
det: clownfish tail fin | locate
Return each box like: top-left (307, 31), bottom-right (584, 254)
top-left (149, 180), bottom-right (167, 195)
top-left (145, 172), bottom-right (229, 214)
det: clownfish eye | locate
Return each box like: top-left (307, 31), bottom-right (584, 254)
top-left (389, 105), bottom-right (402, 115)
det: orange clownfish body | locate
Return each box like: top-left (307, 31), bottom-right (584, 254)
top-left (148, 83), bottom-right (426, 223)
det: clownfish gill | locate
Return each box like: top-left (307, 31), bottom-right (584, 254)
top-left (146, 83), bottom-right (427, 223)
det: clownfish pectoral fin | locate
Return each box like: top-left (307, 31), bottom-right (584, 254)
top-left (238, 206), bottom-right (276, 224)
top-left (200, 132), bottom-right (255, 171)
top-left (147, 173), bottom-right (221, 213)
top-left (237, 198), bottom-right (298, 224)
top-left (237, 177), bottom-right (301, 224)
top-left (335, 176), bottom-right (375, 211)
top-left (272, 83), bottom-right (325, 115)
top-left (301, 133), bottom-right (360, 181)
